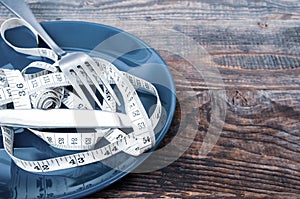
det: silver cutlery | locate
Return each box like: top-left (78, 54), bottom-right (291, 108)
top-left (0, 0), bottom-right (121, 109)
top-left (0, 109), bottom-right (131, 128)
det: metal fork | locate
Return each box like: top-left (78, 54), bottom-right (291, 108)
top-left (0, 0), bottom-right (120, 109)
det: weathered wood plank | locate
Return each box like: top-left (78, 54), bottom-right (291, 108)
top-left (87, 95), bottom-right (299, 198)
top-left (0, 0), bottom-right (299, 198)
top-left (0, 0), bottom-right (299, 21)
top-left (86, 46), bottom-right (300, 198)
top-left (87, 17), bottom-right (299, 196)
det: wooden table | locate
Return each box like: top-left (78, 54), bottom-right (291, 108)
top-left (1, 0), bottom-right (300, 198)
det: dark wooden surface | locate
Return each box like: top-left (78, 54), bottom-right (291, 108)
top-left (1, 0), bottom-right (300, 198)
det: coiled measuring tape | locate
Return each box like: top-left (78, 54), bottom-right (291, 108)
top-left (0, 18), bottom-right (163, 173)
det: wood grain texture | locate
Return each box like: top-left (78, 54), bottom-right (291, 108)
top-left (1, 0), bottom-right (299, 198)
top-left (1, 0), bottom-right (300, 21)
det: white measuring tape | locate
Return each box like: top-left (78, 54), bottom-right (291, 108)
top-left (0, 18), bottom-right (163, 173)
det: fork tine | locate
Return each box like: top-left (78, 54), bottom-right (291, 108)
top-left (74, 67), bottom-right (104, 110)
top-left (58, 52), bottom-right (121, 109)
top-left (68, 70), bottom-right (93, 109)
top-left (81, 66), bottom-right (113, 110)
top-left (84, 58), bottom-right (121, 106)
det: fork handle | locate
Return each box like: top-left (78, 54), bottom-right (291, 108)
top-left (0, 0), bottom-right (66, 56)
top-left (0, 109), bottom-right (132, 129)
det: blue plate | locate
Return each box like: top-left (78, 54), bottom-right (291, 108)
top-left (0, 21), bottom-right (176, 198)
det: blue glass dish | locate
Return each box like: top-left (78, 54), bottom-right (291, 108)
top-left (0, 21), bottom-right (176, 199)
